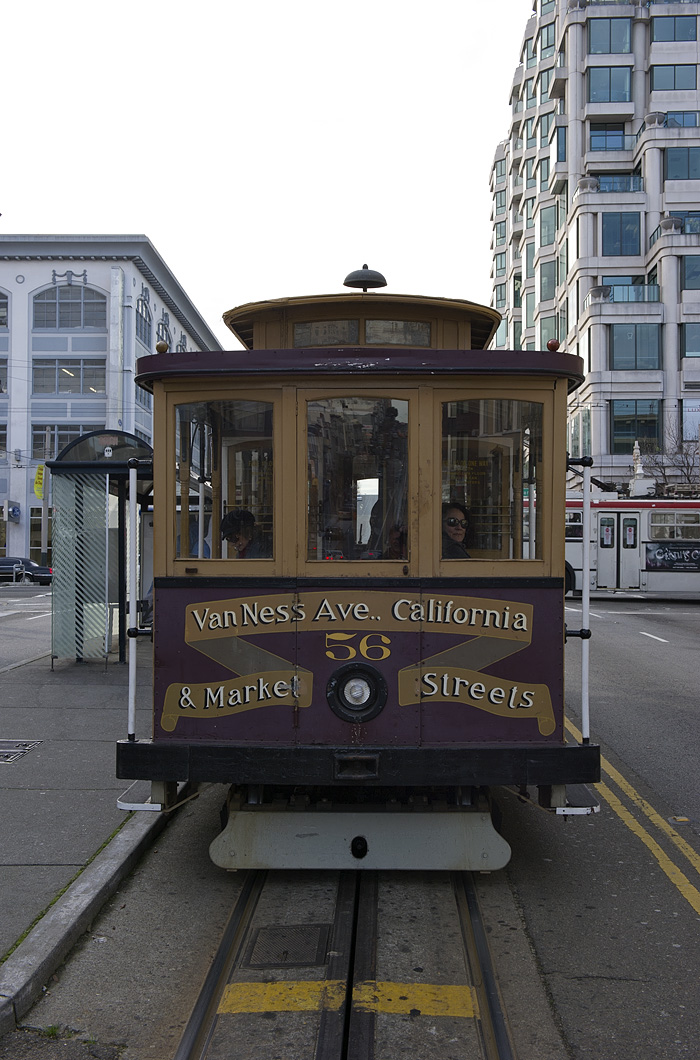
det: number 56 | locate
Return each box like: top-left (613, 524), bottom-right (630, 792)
top-left (325, 633), bottom-right (391, 661)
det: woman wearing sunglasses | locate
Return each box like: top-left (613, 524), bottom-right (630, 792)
top-left (442, 501), bottom-right (471, 559)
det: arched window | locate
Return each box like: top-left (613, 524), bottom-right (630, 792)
top-left (156, 313), bottom-right (172, 349)
top-left (33, 286), bottom-right (106, 329)
top-left (136, 291), bottom-right (152, 347)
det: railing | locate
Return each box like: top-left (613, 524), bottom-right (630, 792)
top-left (583, 285), bottom-right (660, 310)
top-left (598, 175), bottom-right (644, 192)
top-left (650, 216), bottom-right (700, 247)
top-left (589, 133), bottom-right (637, 151)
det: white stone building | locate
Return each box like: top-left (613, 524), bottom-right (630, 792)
top-left (490, 0), bottom-right (700, 490)
top-left (0, 235), bottom-right (222, 561)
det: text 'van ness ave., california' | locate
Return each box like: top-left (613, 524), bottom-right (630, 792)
top-left (184, 591), bottom-right (533, 643)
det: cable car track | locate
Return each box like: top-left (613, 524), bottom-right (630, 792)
top-left (174, 870), bottom-right (515, 1060)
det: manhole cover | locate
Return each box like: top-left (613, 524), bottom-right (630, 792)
top-left (245, 924), bottom-right (330, 968)
top-left (0, 740), bottom-right (41, 763)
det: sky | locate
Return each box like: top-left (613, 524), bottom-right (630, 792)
top-left (2, 0), bottom-right (530, 348)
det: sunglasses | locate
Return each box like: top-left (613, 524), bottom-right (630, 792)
top-left (444, 517), bottom-right (468, 529)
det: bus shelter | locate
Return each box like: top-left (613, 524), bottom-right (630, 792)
top-left (47, 431), bottom-right (153, 663)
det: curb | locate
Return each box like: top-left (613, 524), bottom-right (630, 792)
top-left (0, 806), bottom-right (171, 1037)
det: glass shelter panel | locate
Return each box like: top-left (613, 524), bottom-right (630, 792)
top-left (174, 400), bottom-right (273, 560)
top-left (441, 399), bottom-right (544, 560)
top-left (307, 398), bottom-right (409, 561)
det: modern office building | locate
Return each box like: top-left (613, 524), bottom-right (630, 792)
top-left (490, 0), bottom-right (700, 491)
top-left (0, 235), bottom-right (222, 561)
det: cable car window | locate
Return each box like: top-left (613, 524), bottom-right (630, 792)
top-left (174, 399), bottom-right (273, 560)
top-left (307, 397), bottom-right (408, 561)
top-left (365, 320), bottom-right (431, 346)
top-left (294, 320), bottom-right (359, 347)
top-left (441, 399), bottom-right (544, 560)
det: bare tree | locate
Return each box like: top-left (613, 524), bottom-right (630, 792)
top-left (634, 419), bottom-right (699, 492)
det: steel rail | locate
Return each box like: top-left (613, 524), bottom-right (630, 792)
top-left (454, 872), bottom-right (517, 1060)
top-left (173, 869), bottom-right (267, 1060)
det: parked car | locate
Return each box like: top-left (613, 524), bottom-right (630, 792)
top-left (0, 557), bottom-right (53, 585)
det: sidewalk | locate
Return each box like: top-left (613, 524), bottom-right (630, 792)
top-left (0, 642), bottom-right (165, 1036)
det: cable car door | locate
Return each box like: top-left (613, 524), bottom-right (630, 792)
top-left (596, 512), bottom-right (640, 589)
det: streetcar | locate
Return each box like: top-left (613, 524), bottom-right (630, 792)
top-left (565, 496), bottom-right (700, 595)
top-left (117, 268), bottom-right (600, 871)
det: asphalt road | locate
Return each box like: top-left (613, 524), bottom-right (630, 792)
top-left (0, 586), bottom-right (52, 670)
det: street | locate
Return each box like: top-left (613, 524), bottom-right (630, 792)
top-left (0, 586), bottom-right (53, 671)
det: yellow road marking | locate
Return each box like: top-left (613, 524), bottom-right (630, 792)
top-left (354, 981), bottom-right (478, 1017)
top-left (565, 718), bottom-right (700, 878)
top-left (219, 980), bottom-right (345, 1013)
top-left (219, 980), bottom-right (479, 1017)
top-left (596, 782), bottom-right (700, 917)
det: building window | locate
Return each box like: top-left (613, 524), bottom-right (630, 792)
top-left (610, 324), bottom-right (661, 369)
top-left (495, 222), bottom-right (506, 246)
top-left (0, 294), bottom-right (7, 328)
top-left (665, 147), bottom-right (700, 180)
top-left (667, 111), bottom-right (699, 129)
top-left (611, 400), bottom-right (660, 454)
top-left (541, 0), bottom-right (554, 12)
top-left (682, 257), bottom-right (700, 289)
top-left (590, 122), bottom-right (626, 150)
top-left (156, 317), bottom-right (172, 348)
top-left (524, 38), bottom-right (536, 68)
top-left (525, 118), bottom-right (536, 149)
top-left (588, 18), bottom-right (631, 54)
top-left (0, 358), bottom-right (6, 394)
top-left (29, 507), bottom-right (52, 566)
top-left (540, 316), bottom-right (557, 347)
top-left (602, 212), bottom-right (641, 256)
top-left (540, 23), bottom-right (555, 59)
top-left (540, 112), bottom-right (553, 146)
top-left (556, 126), bottom-right (567, 162)
top-left (514, 274), bottom-right (522, 308)
top-left (525, 292), bottom-right (535, 329)
top-left (559, 304), bottom-right (568, 340)
top-left (540, 260), bottom-right (557, 302)
top-left (540, 205), bottom-right (557, 247)
top-left (495, 284), bottom-right (506, 309)
top-left (136, 294), bottom-right (152, 347)
top-left (494, 159), bottom-right (506, 183)
top-left (540, 68), bottom-right (553, 103)
top-left (33, 286), bottom-right (106, 330)
top-left (495, 190), bottom-right (506, 215)
top-left (539, 158), bottom-right (550, 190)
top-left (494, 320), bottom-right (507, 347)
top-left (681, 399), bottom-right (700, 441)
top-left (525, 198), bottom-right (535, 229)
top-left (31, 423), bottom-right (104, 460)
top-left (588, 66), bottom-right (632, 103)
top-left (32, 358), bottom-right (106, 394)
top-left (651, 16), bottom-right (696, 43)
top-left (525, 78), bottom-right (536, 109)
top-left (513, 321), bottom-right (523, 350)
top-left (681, 323), bottom-right (700, 357)
top-left (0, 422), bottom-right (6, 462)
top-left (651, 65), bottom-right (697, 92)
top-left (495, 252), bottom-right (506, 277)
top-left (525, 159), bottom-right (536, 188)
top-left (525, 242), bottom-right (535, 278)
top-left (136, 383), bottom-right (153, 410)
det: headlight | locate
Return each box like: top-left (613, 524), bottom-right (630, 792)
top-left (326, 664), bottom-right (388, 723)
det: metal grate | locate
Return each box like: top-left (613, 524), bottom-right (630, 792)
top-left (0, 740), bottom-right (41, 764)
top-left (245, 924), bottom-right (330, 968)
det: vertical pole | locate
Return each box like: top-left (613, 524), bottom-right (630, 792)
top-left (128, 461), bottom-right (138, 741)
top-left (581, 463), bottom-right (591, 743)
top-left (41, 426), bottom-right (51, 566)
top-left (198, 479), bottom-right (205, 558)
